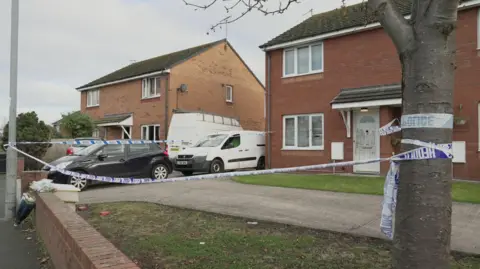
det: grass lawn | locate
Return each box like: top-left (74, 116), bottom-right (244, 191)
top-left (233, 174), bottom-right (480, 204)
top-left (84, 202), bottom-right (480, 269)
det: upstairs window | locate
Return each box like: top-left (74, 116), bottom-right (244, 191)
top-left (87, 89), bottom-right (100, 107)
top-left (142, 77), bottom-right (161, 99)
top-left (225, 85), bottom-right (233, 103)
top-left (283, 42), bottom-right (324, 77)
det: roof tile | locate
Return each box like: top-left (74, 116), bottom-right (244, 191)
top-left (78, 39), bottom-right (225, 89)
top-left (330, 84), bottom-right (401, 104)
top-left (260, 0), bottom-right (473, 48)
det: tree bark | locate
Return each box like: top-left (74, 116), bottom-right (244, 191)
top-left (368, 0), bottom-right (458, 268)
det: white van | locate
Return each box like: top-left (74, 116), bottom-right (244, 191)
top-left (167, 112), bottom-right (243, 159)
top-left (172, 130), bottom-right (265, 176)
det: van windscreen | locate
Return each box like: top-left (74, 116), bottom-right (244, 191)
top-left (193, 134), bottom-right (228, 147)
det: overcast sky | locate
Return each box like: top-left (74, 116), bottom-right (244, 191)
top-left (0, 0), bottom-right (361, 125)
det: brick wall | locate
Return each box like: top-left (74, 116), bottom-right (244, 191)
top-left (20, 171), bottom-right (47, 193)
top-left (267, 8), bottom-right (480, 179)
top-left (35, 193), bottom-right (140, 269)
top-left (170, 41), bottom-right (266, 131)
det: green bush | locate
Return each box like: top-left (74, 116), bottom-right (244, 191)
top-left (1, 112), bottom-right (52, 171)
top-left (60, 111), bottom-right (94, 138)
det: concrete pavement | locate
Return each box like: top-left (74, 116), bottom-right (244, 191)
top-left (0, 221), bottom-right (42, 269)
top-left (80, 179), bottom-right (480, 255)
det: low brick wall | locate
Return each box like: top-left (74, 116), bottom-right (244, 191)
top-left (35, 193), bottom-right (140, 269)
top-left (21, 171), bottom-right (48, 193)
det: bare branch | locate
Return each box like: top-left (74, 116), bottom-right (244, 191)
top-left (184, 0), bottom-right (301, 34)
top-left (182, 0), bottom-right (219, 10)
top-left (367, 0), bottom-right (414, 53)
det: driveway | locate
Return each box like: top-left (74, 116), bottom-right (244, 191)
top-left (80, 178), bottom-right (480, 255)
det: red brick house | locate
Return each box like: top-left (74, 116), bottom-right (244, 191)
top-left (77, 39), bottom-right (265, 141)
top-left (260, 0), bottom-right (480, 180)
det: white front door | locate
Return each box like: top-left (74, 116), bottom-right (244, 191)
top-left (353, 109), bottom-right (380, 173)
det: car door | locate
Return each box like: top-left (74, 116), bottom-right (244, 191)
top-left (88, 144), bottom-right (128, 178)
top-left (124, 144), bottom-right (155, 178)
top-left (220, 134), bottom-right (242, 170)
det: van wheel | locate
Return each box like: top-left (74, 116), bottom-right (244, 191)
top-left (210, 159), bottom-right (224, 173)
top-left (181, 171), bottom-right (193, 176)
top-left (256, 156), bottom-right (265, 170)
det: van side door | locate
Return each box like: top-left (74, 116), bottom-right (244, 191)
top-left (220, 134), bottom-right (241, 170)
top-left (235, 133), bottom-right (258, 169)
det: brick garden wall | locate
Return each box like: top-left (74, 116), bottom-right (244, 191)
top-left (35, 193), bottom-right (140, 269)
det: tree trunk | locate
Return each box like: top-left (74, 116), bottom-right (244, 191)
top-left (368, 0), bottom-right (458, 268)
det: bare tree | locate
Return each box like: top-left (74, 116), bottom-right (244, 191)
top-left (185, 0), bottom-right (458, 268)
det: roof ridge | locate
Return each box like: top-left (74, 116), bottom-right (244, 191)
top-left (259, 0), bottom-right (475, 49)
top-left (77, 38), bottom-right (226, 90)
top-left (129, 38), bottom-right (226, 68)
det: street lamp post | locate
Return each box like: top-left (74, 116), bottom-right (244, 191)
top-left (5, 0), bottom-right (19, 220)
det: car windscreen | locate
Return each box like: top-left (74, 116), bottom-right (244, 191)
top-left (75, 144), bottom-right (104, 156)
top-left (193, 134), bottom-right (228, 148)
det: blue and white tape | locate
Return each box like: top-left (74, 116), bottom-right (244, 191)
top-left (380, 161), bottom-right (399, 239)
top-left (379, 113), bottom-right (454, 136)
top-left (6, 137), bottom-right (452, 241)
top-left (379, 119), bottom-right (401, 136)
top-left (8, 139), bottom-right (188, 146)
top-left (7, 142), bottom-right (450, 186)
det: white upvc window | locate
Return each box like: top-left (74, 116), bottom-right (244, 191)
top-left (225, 85), bottom-right (233, 103)
top-left (478, 103), bottom-right (480, 151)
top-left (282, 113), bottom-right (324, 150)
top-left (86, 89), bottom-right (100, 107)
top-left (477, 8), bottom-right (480, 49)
top-left (141, 124), bottom-right (160, 141)
top-left (142, 77), bottom-right (161, 99)
top-left (92, 128), bottom-right (99, 138)
top-left (283, 42), bottom-right (324, 77)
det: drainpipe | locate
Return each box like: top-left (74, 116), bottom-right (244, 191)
top-left (266, 53), bottom-right (272, 169)
top-left (164, 75), bottom-right (170, 141)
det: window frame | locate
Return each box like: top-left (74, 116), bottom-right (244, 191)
top-left (282, 113), bottom-right (324, 150)
top-left (86, 89), bottom-right (100, 107)
top-left (282, 42), bottom-right (324, 77)
top-left (142, 77), bottom-right (161, 99)
top-left (225, 85), bottom-right (233, 103)
top-left (477, 8), bottom-right (480, 49)
top-left (478, 102), bottom-right (480, 151)
top-left (92, 128), bottom-right (100, 138)
top-left (122, 126), bottom-right (132, 139)
top-left (141, 124), bottom-right (160, 141)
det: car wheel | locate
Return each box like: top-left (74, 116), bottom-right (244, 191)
top-left (210, 159), bottom-right (224, 173)
top-left (69, 175), bottom-right (89, 191)
top-left (152, 164), bottom-right (169, 180)
top-left (181, 171), bottom-right (193, 176)
top-left (256, 156), bottom-right (265, 170)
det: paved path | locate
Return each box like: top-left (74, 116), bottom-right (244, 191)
top-left (0, 220), bottom-right (42, 269)
top-left (81, 179), bottom-right (480, 255)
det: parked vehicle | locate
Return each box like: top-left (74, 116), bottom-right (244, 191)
top-left (43, 143), bottom-right (173, 191)
top-left (66, 137), bottom-right (102, 156)
top-left (172, 131), bottom-right (265, 176)
top-left (166, 112), bottom-right (243, 159)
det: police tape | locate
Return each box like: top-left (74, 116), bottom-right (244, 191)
top-left (9, 139), bottom-right (188, 146)
top-left (8, 133), bottom-right (269, 146)
top-left (6, 140), bottom-right (452, 241)
top-left (6, 141), bottom-right (452, 185)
